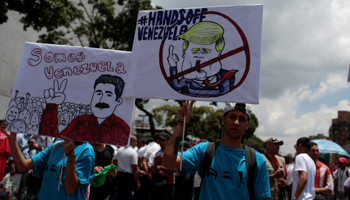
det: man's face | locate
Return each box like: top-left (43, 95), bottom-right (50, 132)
top-left (182, 42), bottom-right (222, 81)
top-left (158, 138), bottom-right (169, 151)
top-left (266, 142), bottom-right (280, 156)
top-left (221, 110), bottom-right (250, 139)
top-left (91, 83), bottom-right (122, 119)
top-left (295, 143), bottom-right (302, 155)
top-left (309, 145), bottom-right (319, 161)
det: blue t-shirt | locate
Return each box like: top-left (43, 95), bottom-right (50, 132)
top-left (31, 141), bottom-right (95, 200)
top-left (181, 142), bottom-right (270, 200)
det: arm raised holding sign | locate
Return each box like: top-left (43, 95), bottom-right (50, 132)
top-left (39, 79), bottom-right (67, 137)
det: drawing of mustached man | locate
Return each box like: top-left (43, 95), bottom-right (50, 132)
top-left (168, 21), bottom-right (238, 97)
top-left (39, 74), bottom-right (130, 146)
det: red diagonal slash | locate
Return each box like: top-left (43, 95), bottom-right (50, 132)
top-left (166, 46), bottom-right (245, 82)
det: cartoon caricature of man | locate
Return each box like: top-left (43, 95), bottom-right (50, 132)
top-left (167, 21), bottom-right (238, 97)
top-left (39, 74), bottom-right (130, 146)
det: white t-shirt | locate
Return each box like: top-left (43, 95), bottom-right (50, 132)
top-left (286, 163), bottom-right (294, 186)
top-left (138, 146), bottom-right (147, 158)
top-left (110, 145), bottom-right (118, 160)
top-left (344, 176), bottom-right (350, 189)
top-left (292, 153), bottom-right (316, 200)
top-left (116, 146), bottom-right (138, 174)
top-left (193, 172), bottom-right (201, 188)
top-left (143, 142), bottom-right (160, 160)
top-left (334, 168), bottom-right (350, 192)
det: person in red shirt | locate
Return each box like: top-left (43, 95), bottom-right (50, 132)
top-left (308, 142), bottom-right (333, 199)
top-left (39, 74), bottom-right (130, 146)
top-left (262, 138), bottom-right (288, 200)
top-left (0, 120), bottom-right (11, 181)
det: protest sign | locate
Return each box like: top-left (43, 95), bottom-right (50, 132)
top-left (4, 42), bottom-right (134, 146)
top-left (124, 5), bottom-right (263, 103)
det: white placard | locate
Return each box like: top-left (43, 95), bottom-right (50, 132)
top-left (4, 42), bottom-right (134, 146)
top-left (125, 5), bottom-right (263, 103)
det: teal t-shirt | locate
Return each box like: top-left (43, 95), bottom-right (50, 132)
top-left (31, 140), bottom-right (95, 200)
top-left (181, 142), bottom-right (271, 200)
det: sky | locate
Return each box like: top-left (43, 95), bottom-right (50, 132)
top-left (1, 0), bottom-right (350, 155)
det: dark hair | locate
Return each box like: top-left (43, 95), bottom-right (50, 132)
top-left (318, 156), bottom-right (328, 165)
top-left (94, 74), bottom-right (125, 100)
top-left (284, 156), bottom-right (291, 164)
top-left (297, 137), bottom-right (311, 150)
top-left (310, 142), bottom-right (318, 147)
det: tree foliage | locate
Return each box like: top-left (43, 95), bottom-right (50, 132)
top-left (152, 104), bottom-right (260, 142)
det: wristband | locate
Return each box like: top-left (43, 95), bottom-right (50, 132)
top-left (66, 149), bottom-right (74, 155)
top-left (178, 120), bottom-right (190, 127)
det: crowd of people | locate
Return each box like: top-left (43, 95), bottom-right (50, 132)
top-left (1, 102), bottom-right (350, 200)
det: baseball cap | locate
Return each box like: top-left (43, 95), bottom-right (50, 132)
top-left (264, 138), bottom-right (284, 146)
top-left (338, 157), bottom-right (347, 163)
top-left (223, 103), bottom-right (252, 120)
top-left (159, 132), bottom-right (170, 140)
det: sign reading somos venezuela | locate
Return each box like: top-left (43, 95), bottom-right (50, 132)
top-left (124, 5), bottom-right (263, 103)
top-left (4, 42), bottom-right (134, 146)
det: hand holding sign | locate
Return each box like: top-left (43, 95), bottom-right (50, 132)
top-left (167, 45), bottom-right (179, 67)
top-left (44, 79), bottom-right (67, 105)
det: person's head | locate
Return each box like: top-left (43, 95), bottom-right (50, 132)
top-left (158, 132), bottom-right (170, 151)
top-left (308, 142), bottom-right (319, 162)
top-left (153, 133), bottom-right (161, 144)
top-left (338, 157), bottom-right (348, 169)
top-left (221, 103), bottom-right (251, 140)
top-left (91, 74), bottom-right (125, 119)
top-left (294, 137), bottom-right (311, 155)
top-left (264, 138), bottom-right (284, 156)
top-left (137, 139), bottom-right (147, 148)
top-left (284, 156), bottom-right (291, 164)
top-left (130, 135), bottom-right (137, 147)
top-left (178, 21), bottom-right (225, 81)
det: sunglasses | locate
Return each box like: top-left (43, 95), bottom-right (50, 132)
top-left (294, 144), bottom-right (299, 149)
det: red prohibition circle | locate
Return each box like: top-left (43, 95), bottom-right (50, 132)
top-left (159, 11), bottom-right (250, 97)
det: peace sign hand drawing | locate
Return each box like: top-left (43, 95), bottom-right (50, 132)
top-left (44, 79), bottom-right (67, 105)
top-left (167, 45), bottom-right (179, 67)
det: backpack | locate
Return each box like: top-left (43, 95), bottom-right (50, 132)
top-left (201, 141), bottom-right (256, 200)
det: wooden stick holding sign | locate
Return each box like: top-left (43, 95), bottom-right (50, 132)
top-left (179, 100), bottom-right (187, 170)
top-left (58, 152), bottom-right (65, 191)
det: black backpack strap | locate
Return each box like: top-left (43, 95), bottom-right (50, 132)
top-left (201, 141), bottom-right (220, 181)
top-left (244, 145), bottom-right (256, 200)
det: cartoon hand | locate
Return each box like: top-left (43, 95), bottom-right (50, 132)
top-left (167, 45), bottom-right (179, 67)
top-left (44, 79), bottom-right (67, 105)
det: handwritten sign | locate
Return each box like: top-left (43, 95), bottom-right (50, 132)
top-left (4, 42), bottom-right (134, 146)
top-left (124, 5), bottom-right (263, 103)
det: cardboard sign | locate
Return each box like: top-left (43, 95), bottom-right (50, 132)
top-left (124, 5), bottom-right (263, 103)
top-left (4, 42), bottom-right (134, 146)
